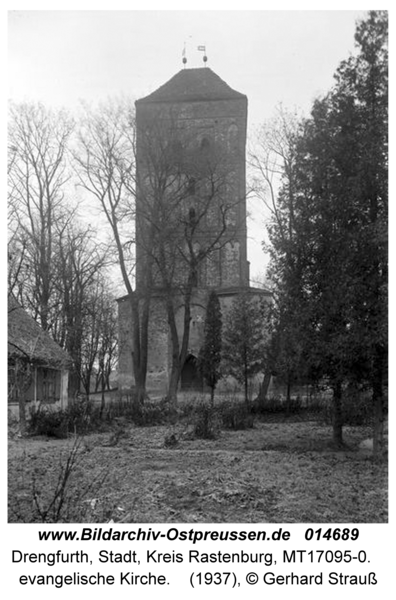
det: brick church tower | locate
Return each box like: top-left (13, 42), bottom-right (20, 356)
top-left (117, 67), bottom-right (269, 393)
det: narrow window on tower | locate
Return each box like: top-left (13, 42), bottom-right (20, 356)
top-left (187, 177), bottom-right (196, 195)
top-left (188, 206), bottom-right (197, 226)
top-left (200, 137), bottom-right (210, 152)
top-left (191, 265), bottom-right (198, 287)
top-left (170, 139), bottom-right (183, 170)
top-left (227, 124), bottom-right (238, 152)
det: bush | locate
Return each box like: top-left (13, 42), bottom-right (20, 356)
top-left (28, 401), bottom-right (104, 438)
top-left (324, 394), bottom-right (373, 427)
top-left (95, 394), bottom-right (175, 427)
top-left (252, 395), bottom-right (302, 416)
top-left (26, 394), bottom-right (177, 438)
top-left (194, 404), bottom-right (216, 440)
top-left (193, 403), bottom-right (218, 439)
top-left (28, 407), bottom-right (70, 438)
top-left (317, 390), bottom-right (375, 427)
top-left (218, 400), bottom-right (254, 430)
top-left (9, 436), bottom-right (110, 523)
top-left (131, 398), bottom-right (174, 426)
top-left (179, 395), bottom-right (255, 435)
top-left (343, 393), bottom-right (374, 426)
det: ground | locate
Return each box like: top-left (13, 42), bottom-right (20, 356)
top-left (8, 415), bottom-right (388, 523)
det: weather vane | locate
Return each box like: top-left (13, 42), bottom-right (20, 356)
top-left (197, 45), bottom-right (208, 65)
top-left (182, 42), bottom-right (187, 67)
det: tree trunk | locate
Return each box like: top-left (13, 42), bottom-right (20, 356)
top-left (100, 369), bottom-right (105, 419)
top-left (138, 288), bottom-right (152, 393)
top-left (129, 293), bottom-right (149, 407)
top-left (166, 364), bottom-right (180, 406)
top-left (244, 369), bottom-right (249, 407)
top-left (15, 361), bottom-right (27, 437)
top-left (372, 345), bottom-right (386, 457)
top-left (210, 385), bottom-right (215, 408)
top-left (256, 371), bottom-right (272, 405)
top-left (165, 295), bottom-right (181, 407)
top-left (286, 377), bottom-right (292, 414)
top-left (84, 371), bottom-right (91, 396)
top-left (165, 280), bottom-right (194, 407)
top-left (18, 391), bottom-right (27, 437)
top-left (332, 379), bottom-right (343, 446)
top-left (179, 284), bottom-right (193, 369)
top-left (133, 370), bottom-right (146, 411)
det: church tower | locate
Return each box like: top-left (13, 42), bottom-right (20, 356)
top-left (118, 67), bottom-right (265, 393)
top-left (135, 67), bottom-right (250, 290)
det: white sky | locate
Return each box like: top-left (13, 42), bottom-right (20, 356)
top-left (8, 10), bottom-right (366, 123)
top-left (7, 8), bottom-right (372, 282)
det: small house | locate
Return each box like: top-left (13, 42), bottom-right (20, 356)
top-left (8, 295), bottom-right (71, 415)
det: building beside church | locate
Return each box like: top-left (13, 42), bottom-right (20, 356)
top-left (8, 294), bottom-right (71, 415)
top-left (117, 66), bottom-right (270, 394)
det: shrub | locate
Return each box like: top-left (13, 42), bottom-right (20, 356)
top-left (192, 402), bottom-right (219, 439)
top-left (131, 398), bottom-right (174, 426)
top-left (9, 436), bottom-right (109, 523)
top-left (27, 394), bottom-right (177, 438)
top-left (318, 391), bottom-right (374, 427)
top-left (27, 401), bottom-right (103, 438)
top-left (97, 394), bottom-right (175, 427)
top-left (28, 406), bottom-right (70, 438)
top-left (218, 400), bottom-right (254, 430)
top-left (342, 393), bottom-right (374, 426)
top-left (178, 395), bottom-right (203, 419)
top-left (252, 395), bottom-right (296, 414)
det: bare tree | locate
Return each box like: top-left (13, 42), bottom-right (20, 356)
top-left (8, 101), bottom-right (111, 395)
top-left (8, 102), bottom-right (75, 330)
top-left (53, 222), bottom-right (108, 391)
top-left (79, 282), bottom-right (118, 398)
top-left (74, 98), bottom-right (150, 405)
top-left (248, 106), bottom-right (304, 403)
top-left (75, 99), bottom-right (247, 406)
top-left (249, 105), bottom-right (301, 218)
top-left (136, 115), bottom-right (244, 404)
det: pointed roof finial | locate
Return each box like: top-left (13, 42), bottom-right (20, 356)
top-left (197, 45), bottom-right (208, 66)
top-left (182, 43), bottom-right (187, 67)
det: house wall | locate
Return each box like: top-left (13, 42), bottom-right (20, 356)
top-left (8, 364), bottom-right (70, 417)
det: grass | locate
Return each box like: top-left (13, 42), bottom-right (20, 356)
top-left (8, 414), bottom-right (387, 523)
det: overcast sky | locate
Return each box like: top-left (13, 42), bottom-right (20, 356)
top-left (8, 9), bottom-right (370, 282)
top-left (8, 10), bottom-right (367, 122)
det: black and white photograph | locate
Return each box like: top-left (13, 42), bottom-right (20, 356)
top-left (7, 7), bottom-right (388, 532)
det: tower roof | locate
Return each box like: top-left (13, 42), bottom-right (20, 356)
top-left (136, 68), bottom-right (246, 104)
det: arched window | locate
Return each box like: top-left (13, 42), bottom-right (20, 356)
top-left (189, 206), bottom-right (197, 224)
top-left (171, 140), bottom-right (183, 155)
top-left (200, 137), bottom-right (211, 152)
top-left (187, 177), bottom-right (196, 196)
top-left (227, 124), bottom-right (238, 152)
top-left (170, 140), bottom-right (183, 164)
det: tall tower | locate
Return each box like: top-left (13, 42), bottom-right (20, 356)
top-left (118, 67), bottom-right (263, 393)
top-left (135, 67), bottom-right (250, 290)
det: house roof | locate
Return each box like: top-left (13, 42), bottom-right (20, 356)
top-left (136, 68), bottom-right (247, 105)
top-left (8, 295), bottom-right (72, 369)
